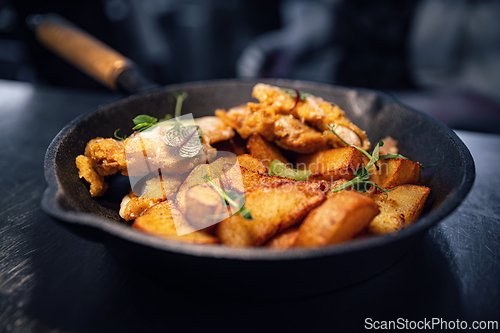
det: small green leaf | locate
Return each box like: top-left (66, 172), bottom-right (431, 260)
top-left (240, 208), bottom-right (253, 220)
top-left (299, 92), bottom-right (310, 101)
top-left (279, 87), bottom-right (310, 101)
top-left (269, 160), bottom-right (311, 181)
top-left (365, 141), bottom-right (383, 171)
top-left (133, 115), bottom-right (158, 126)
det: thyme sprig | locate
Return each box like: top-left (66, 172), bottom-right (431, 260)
top-left (202, 174), bottom-right (252, 220)
top-left (324, 125), bottom-right (399, 198)
top-left (324, 125), bottom-right (435, 198)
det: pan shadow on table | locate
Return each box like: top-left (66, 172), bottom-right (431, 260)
top-left (26, 219), bottom-right (464, 333)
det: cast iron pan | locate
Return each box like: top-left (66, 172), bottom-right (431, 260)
top-left (36, 15), bottom-right (475, 298)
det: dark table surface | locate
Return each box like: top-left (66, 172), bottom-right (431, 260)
top-left (0, 79), bottom-right (499, 332)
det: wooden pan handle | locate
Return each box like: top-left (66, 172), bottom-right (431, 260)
top-left (30, 14), bottom-right (131, 90)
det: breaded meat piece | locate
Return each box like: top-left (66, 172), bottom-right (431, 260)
top-left (216, 182), bottom-right (326, 246)
top-left (84, 137), bottom-right (126, 176)
top-left (216, 104), bottom-right (329, 154)
top-left (252, 83), bottom-right (370, 150)
top-left (195, 116), bottom-right (235, 144)
top-left (75, 155), bottom-right (108, 197)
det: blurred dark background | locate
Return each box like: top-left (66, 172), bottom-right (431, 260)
top-left (1, 0), bottom-right (499, 133)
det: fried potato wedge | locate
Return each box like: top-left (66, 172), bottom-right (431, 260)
top-left (295, 191), bottom-right (380, 247)
top-left (119, 193), bottom-right (164, 221)
top-left (176, 155), bottom-right (249, 213)
top-left (222, 165), bottom-right (292, 193)
top-left (296, 146), bottom-right (365, 181)
top-left (367, 184), bottom-right (430, 235)
top-left (140, 175), bottom-right (182, 199)
top-left (236, 154), bottom-right (267, 173)
top-left (247, 133), bottom-right (288, 167)
top-left (176, 164), bottom-right (217, 214)
top-left (132, 201), bottom-right (219, 244)
top-left (216, 182), bottom-right (326, 246)
top-left (369, 158), bottom-right (421, 189)
top-left (265, 227), bottom-right (300, 249)
top-left (323, 179), bottom-right (349, 198)
top-left (184, 184), bottom-right (229, 230)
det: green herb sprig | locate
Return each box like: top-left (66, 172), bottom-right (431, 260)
top-left (269, 160), bottom-right (311, 181)
top-left (132, 115), bottom-right (158, 132)
top-left (330, 139), bottom-right (397, 198)
top-left (324, 125), bottom-right (396, 198)
top-left (324, 125), bottom-right (435, 198)
top-left (172, 91), bottom-right (188, 118)
top-left (202, 174), bottom-right (252, 219)
top-left (114, 128), bottom-right (126, 140)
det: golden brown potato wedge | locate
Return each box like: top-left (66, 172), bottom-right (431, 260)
top-left (119, 192), bottom-right (164, 221)
top-left (236, 154), bottom-right (267, 173)
top-left (132, 201), bottom-right (219, 244)
top-left (216, 182), bottom-right (326, 246)
top-left (140, 175), bottom-right (182, 199)
top-left (176, 163), bottom-right (213, 213)
top-left (369, 158), bottom-right (420, 189)
top-left (119, 174), bottom-right (183, 221)
top-left (295, 191), bottom-right (380, 247)
top-left (367, 184), bottom-right (430, 235)
top-left (246, 133), bottom-right (288, 168)
top-left (265, 227), bottom-right (300, 249)
top-left (175, 156), bottom-right (239, 213)
top-left (184, 184), bottom-right (230, 230)
top-left (296, 146), bottom-right (365, 181)
top-left (323, 179), bottom-right (349, 198)
top-left (221, 165), bottom-right (292, 193)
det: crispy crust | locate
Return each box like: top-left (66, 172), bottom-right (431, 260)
top-left (296, 147), bottom-right (366, 181)
top-left (216, 181), bottom-right (326, 246)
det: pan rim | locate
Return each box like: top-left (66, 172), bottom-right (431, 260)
top-left (42, 78), bottom-right (475, 261)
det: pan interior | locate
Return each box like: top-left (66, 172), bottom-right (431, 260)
top-left (46, 79), bottom-right (473, 257)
